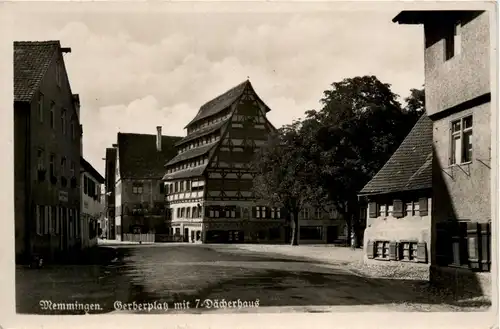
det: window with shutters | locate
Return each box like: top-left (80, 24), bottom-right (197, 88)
top-left (276, 208), bottom-right (281, 219)
top-left (176, 208), bottom-right (180, 218)
top-left (450, 115), bottom-right (473, 165)
top-left (375, 241), bottom-right (390, 259)
top-left (186, 207), bottom-right (191, 218)
top-left (255, 206), bottom-right (261, 218)
top-left (261, 207), bottom-right (267, 218)
top-left (400, 241), bottom-right (418, 261)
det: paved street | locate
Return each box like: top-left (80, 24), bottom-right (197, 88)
top-left (16, 244), bottom-right (491, 314)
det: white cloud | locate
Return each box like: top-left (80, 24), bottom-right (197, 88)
top-left (9, 9), bottom-right (425, 175)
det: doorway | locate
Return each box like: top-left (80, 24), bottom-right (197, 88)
top-left (184, 228), bottom-right (189, 242)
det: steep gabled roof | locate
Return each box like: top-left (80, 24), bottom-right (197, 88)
top-left (14, 41), bottom-right (61, 102)
top-left (185, 80), bottom-right (248, 128)
top-left (117, 133), bottom-right (182, 179)
top-left (80, 157), bottom-right (105, 184)
top-left (359, 114), bottom-right (433, 196)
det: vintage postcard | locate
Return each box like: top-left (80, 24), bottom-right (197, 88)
top-left (0, 0), bottom-right (498, 328)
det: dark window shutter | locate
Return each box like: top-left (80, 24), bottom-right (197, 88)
top-left (252, 207), bottom-right (256, 218)
top-left (235, 206), bottom-right (241, 218)
top-left (366, 241), bottom-right (375, 259)
top-left (393, 199), bottom-right (403, 218)
top-left (389, 242), bottom-right (399, 260)
top-left (480, 223), bottom-right (491, 272)
top-left (368, 202), bottom-right (377, 218)
top-left (265, 207), bottom-right (271, 219)
top-left (419, 197), bottom-right (428, 216)
top-left (205, 206), bottom-right (210, 217)
top-left (416, 242), bottom-right (427, 263)
top-left (467, 222), bottom-right (480, 270)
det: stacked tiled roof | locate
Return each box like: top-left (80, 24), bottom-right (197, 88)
top-left (80, 157), bottom-right (105, 183)
top-left (359, 114), bottom-right (433, 195)
top-left (117, 133), bottom-right (182, 179)
top-left (184, 80), bottom-right (249, 128)
top-left (14, 41), bottom-right (61, 102)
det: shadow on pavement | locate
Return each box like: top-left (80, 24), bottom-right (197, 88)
top-left (16, 245), bottom-right (491, 315)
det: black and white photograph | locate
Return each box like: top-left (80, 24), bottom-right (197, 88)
top-left (1, 0), bottom-right (498, 326)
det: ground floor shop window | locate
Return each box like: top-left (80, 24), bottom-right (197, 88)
top-left (299, 226), bottom-right (322, 240)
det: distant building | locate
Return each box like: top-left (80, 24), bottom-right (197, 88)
top-left (163, 80), bottom-right (286, 243)
top-left (14, 41), bottom-right (82, 263)
top-left (105, 128), bottom-right (181, 241)
top-left (292, 205), bottom-right (347, 245)
top-left (80, 157), bottom-right (105, 248)
top-left (359, 114), bottom-right (433, 268)
top-left (104, 147), bottom-right (117, 239)
top-left (390, 10), bottom-right (492, 289)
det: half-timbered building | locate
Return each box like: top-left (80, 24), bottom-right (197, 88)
top-left (163, 80), bottom-right (286, 243)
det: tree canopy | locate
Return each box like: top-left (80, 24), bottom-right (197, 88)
top-left (252, 75), bottom-right (425, 245)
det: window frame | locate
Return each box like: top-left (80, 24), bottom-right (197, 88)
top-left (38, 93), bottom-right (44, 123)
top-left (450, 115), bottom-right (473, 165)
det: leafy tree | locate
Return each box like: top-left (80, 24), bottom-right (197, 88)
top-left (302, 76), bottom-right (421, 243)
top-left (251, 121), bottom-right (325, 245)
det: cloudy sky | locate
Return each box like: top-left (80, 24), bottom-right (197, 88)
top-left (9, 4), bottom-right (425, 175)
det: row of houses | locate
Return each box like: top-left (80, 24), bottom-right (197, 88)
top-left (359, 10), bottom-right (493, 292)
top-left (14, 41), bottom-right (105, 263)
top-left (103, 80), bottom-right (348, 245)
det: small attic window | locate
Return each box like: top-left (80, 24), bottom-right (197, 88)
top-left (55, 61), bottom-right (62, 87)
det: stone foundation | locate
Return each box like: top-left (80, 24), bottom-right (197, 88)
top-left (430, 265), bottom-right (492, 298)
top-left (355, 257), bottom-right (430, 280)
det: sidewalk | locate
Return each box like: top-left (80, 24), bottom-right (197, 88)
top-left (98, 238), bottom-right (154, 246)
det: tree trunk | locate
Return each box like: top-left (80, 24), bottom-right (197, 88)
top-left (290, 211), bottom-right (299, 246)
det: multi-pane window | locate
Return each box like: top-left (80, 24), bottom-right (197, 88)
top-left (71, 120), bottom-right (76, 140)
top-left (176, 208), bottom-right (180, 218)
top-left (37, 149), bottom-right (44, 170)
top-left (186, 180), bottom-right (191, 191)
top-left (186, 207), bottom-right (191, 218)
top-left (451, 115), bottom-right (473, 165)
top-left (50, 102), bottom-right (55, 129)
top-left (375, 241), bottom-right (390, 259)
top-left (56, 61), bottom-right (62, 87)
top-left (301, 208), bottom-right (310, 220)
top-left (315, 208), bottom-right (322, 219)
top-left (61, 109), bottom-right (67, 135)
top-left (38, 93), bottom-right (44, 123)
top-left (405, 201), bottom-right (420, 216)
top-left (49, 154), bottom-right (55, 176)
top-left (60, 157), bottom-right (66, 176)
top-left (401, 242), bottom-right (418, 261)
top-left (132, 183), bottom-right (143, 194)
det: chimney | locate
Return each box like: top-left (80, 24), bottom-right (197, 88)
top-left (156, 126), bottom-right (162, 151)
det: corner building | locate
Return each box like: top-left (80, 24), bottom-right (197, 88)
top-left (163, 80), bottom-right (286, 243)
